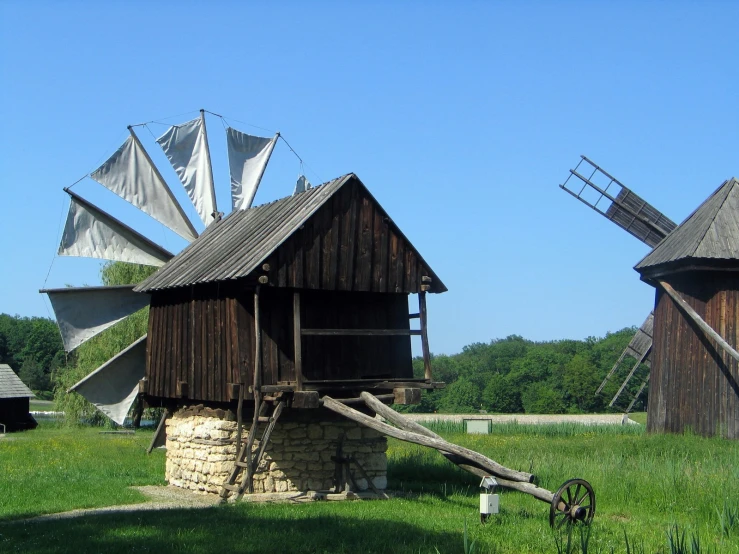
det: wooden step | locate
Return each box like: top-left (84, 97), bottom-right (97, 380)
top-left (235, 461), bottom-right (249, 468)
top-left (258, 416), bottom-right (271, 423)
top-left (221, 484), bottom-right (240, 492)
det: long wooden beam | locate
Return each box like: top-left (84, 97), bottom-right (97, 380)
top-left (359, 392), bottom-right (552, 502)
top-left (659, 280), bottom-right (739, 364)
top-left (322, 395), bottom-right (535, 483)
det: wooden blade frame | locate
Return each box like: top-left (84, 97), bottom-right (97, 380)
top-left (560, 155), bottom-right (677, 248)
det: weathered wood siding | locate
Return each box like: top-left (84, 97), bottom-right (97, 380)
top-left (264, 180), bottom-right (434, 293)
top-left (648, 272), bottom-right (739, 438)
top-left (146, 286), bottom-right (412, 403)
top-left (301, 291), bottom-right (413, 381)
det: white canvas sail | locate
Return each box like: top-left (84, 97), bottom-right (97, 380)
top-left (91, 130), bottom-right (198, 241)
top-left (157, 114), bottom-right (217, 226)
top-left (58, 190), bottom-right (173, 267)
top-left (69, 335), bottom-right (147, 425)
top-left (43, 286), bottom-right (151, 352)
top-left (293, 175), bottom-right (312, 195)
top-left (227, 128), bottom-right (278, 210)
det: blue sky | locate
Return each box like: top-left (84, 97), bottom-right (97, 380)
top-left (1, 1), bottom-right (737, 355)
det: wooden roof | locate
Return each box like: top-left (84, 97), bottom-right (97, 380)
top-left (136, 174), bottom-right (446, 294)
top-left (0, 364), bottom-right (34, 399)
top-left (635, 177), bottom-right (739, 275)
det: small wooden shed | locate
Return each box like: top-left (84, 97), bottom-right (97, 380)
top-left (635, 177), bottom-right (739, 438)
top-left (0, 363), bottom-right (37, 432)
top-left (134, 173), bottom-right (446, 407)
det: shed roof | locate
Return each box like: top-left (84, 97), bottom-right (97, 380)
top-left (0, 364), bottom-right (34, 399)
top-left (136, 173), bottom-right (446, 293)
top-left (635, 178), bottom-right (739, 274)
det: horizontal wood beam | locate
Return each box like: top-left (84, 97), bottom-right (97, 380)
top-left (301, 329), bottom-right (422, 336)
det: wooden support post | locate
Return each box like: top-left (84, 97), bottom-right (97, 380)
top-left (244, 286), bottom-right (263, 494)
top-left (147, 408), bottom-right (171, 454)
top-left (294, 291), bottom-right (304, 391)
top-left (659, 279), bottom-right (739, 364)
top-left (235, 383), bottom-right (244, 452)
top-left (418, 291), bottom-right (432, 381)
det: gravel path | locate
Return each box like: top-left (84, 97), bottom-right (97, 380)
top-left (8, 486), bottom-right (222, 524)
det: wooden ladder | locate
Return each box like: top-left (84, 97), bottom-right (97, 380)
top-left (220, 395), bottom-right (285, 500)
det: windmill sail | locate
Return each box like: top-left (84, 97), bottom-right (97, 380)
top-left (59, 190), bottom-right (174, 267)
top-left (157, 112), bottom-right (217, 226)
top-left (595, 312), bottom-right (653, 407)
top-left (227, 128), bottom-right (278, 210)
top-left (560, 156), bottom-right (677, 248)
top-left (69, 335), bottom-right (147, 425)
top-left (42, 285), bottom-right (151, 352)
top-left (91, 128), bottom-right (198, 241)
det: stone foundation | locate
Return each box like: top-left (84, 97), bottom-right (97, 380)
top-left (165, 405), bottom-right (387, 495)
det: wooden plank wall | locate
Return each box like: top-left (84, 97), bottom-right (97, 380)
top-left (266, 181), bottom-right (432, 294)
top-left (648, 272), bottom-right (739, 438)
top-left (146, 286), bottom-right (415, 402)
top-left (301, 291), bottom-right (413, 381)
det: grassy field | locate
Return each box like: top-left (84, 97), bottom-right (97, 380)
top-left (1, 421), bottom-right (737, 553)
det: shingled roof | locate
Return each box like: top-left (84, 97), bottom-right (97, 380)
top-left (0, 364), bottom-right (34, 399)
top-left (635, 178), bottom-right (739, 275)
top-left (136, 173), bottom-right (446, 293)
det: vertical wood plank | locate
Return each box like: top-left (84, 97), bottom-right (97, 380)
top-left (354, 195), bottom-right (373, 291)
top-left (372, 209), bottom-right (388, 293)
top-left (294, 292), bottom-right (303, 390)
top-left (419, 292), bottom-right (432, 381)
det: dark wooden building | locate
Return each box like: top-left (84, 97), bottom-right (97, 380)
top-left (635, 177), bottom-right (739, 439)
top-left (0, 363), bottom-right (37, 432)
top-left (134, 173), bottom-right (446, 406)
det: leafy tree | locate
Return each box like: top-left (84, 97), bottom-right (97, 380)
top-left (521, 382), bottom-right (566, 414)
top-left (438, 378), bottom-right (481, 413)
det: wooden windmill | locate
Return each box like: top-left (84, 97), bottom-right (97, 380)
top-left (559, 156), bottom-right (678, 412)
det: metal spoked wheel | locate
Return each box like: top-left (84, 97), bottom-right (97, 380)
top-left (549, 479), bottom-right (595, 528)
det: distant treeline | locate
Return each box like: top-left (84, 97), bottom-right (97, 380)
top-left (407, 329), bottom-right (644, 414)
top-left (0, 313), bottom-right (65, 399)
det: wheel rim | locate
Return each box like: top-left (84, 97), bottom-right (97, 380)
top-left (549, 478), bottom-right (595, 528)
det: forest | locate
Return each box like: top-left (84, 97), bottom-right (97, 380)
top-left (2, 262), bottom-right (645, 417)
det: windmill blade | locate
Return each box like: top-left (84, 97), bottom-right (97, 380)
top-left (560, 156), bottom-right (677, 248)
top-left (156, 110), bottom-right (218, 226)
top-left (625, 373), bottom-right (650, 414)
top-left (41, 285), bottom-right (151, 352)
top-left (596, 312), bottom-right (654, 395)
top-left (609, 344), bottom-right (651, 407)
top-left (68, 335), bottom-right (147, 425)
top-left (227, 128), bottom-right (279, 210)
top-left (59, 189), bottom-right (174, 267)
top-left (91, 128), bottom-right (199, 241)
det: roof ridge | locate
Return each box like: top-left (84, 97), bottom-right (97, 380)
top-left (693, 178), bottom-right (735, 256)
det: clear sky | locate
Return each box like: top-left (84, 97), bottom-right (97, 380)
top-left (1, 1), bottom-right (737, 355)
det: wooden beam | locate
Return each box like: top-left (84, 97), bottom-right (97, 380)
top-left (419, 291), bottom-right (432, 380)
top-left (322, 395), bottom-right (535, 483)
top-left (393, 387), bottom-right (422, 405)
top-left (301, 329), bottom-right (422, 336)
top-left (293, 292), bottom-right (304, 391)
top-left (359, 392), bottom-right (551, 501)
top-left (146, 408), bottom-right (170, 454)
top-left (244, 286), bottom-right (263, 494)
top-left (659, 279), bottom-right (739, 364)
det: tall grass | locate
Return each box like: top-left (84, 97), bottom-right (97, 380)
top-left (1, 421), bottom-right (737, 553)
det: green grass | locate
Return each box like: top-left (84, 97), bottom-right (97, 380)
top-left (0, 424), bottom-right (165, 520)
top-left (1, 421), bottom-right (737, 553)
top-left (628, 412), bottom-right (648, 425)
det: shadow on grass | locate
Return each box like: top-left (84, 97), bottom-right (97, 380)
top-left (0, 503), bottom-right (462, 554)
